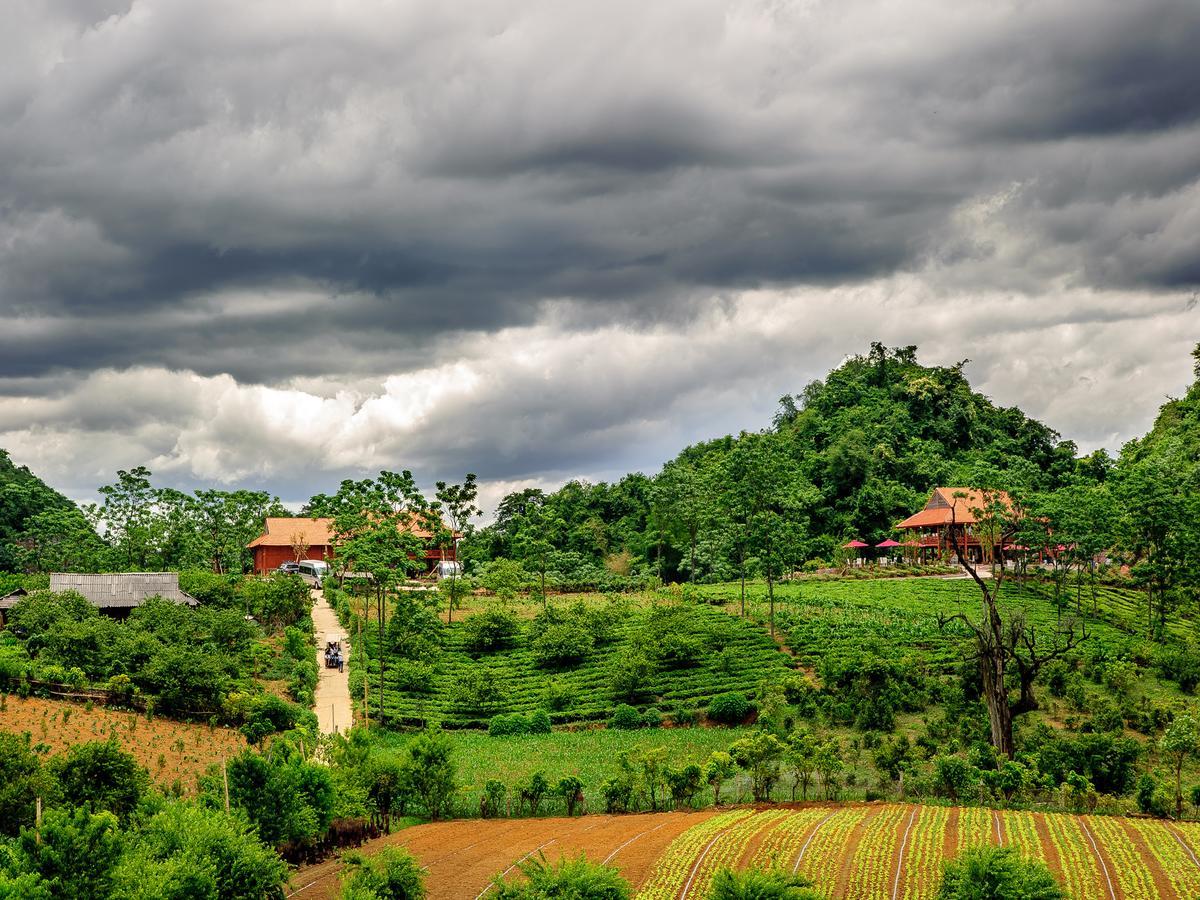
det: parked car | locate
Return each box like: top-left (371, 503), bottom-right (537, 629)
top-left (277, 561), bottom-right (300, 574)
top-left (298, 559), bottom-right (329, 580)
top-left (434, 560), bottom-right (463, 580)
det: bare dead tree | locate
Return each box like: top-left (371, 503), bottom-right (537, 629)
top-left (936, 489), bottom-right (1088, 759)
top-left (290, 532), bottom-right (310, 564)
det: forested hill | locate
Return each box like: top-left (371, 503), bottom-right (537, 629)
top-left (771, 344), bottom-right (1082, 539)
top-left (0, 449), bottom-right (94, 572)
top-left (1123, 348), bottom-right (1200, 472)
top-left (470, 344), bottom-right (1096, 581)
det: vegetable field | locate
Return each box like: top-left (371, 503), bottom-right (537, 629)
top-left (307, 803), bottom-right (1200, 900)
top-left (637, 803), bottom-right (1199, 899)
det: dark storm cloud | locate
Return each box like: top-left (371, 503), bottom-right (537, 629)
top-left (2, 0), bottom-right (1200, 509)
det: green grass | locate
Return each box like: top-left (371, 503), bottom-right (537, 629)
top-left (372, 725), bottom-right (753, 797)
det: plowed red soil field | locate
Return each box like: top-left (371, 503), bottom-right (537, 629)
top-left (0, 695), bottom-right (246, 794)
top-left (289, 802), bottom-right (1200, 899)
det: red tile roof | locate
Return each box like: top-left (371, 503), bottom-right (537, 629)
top-left (896, 487), bottom-right (1013, 530)
top-left (247, 514), bottom-right (450, 549)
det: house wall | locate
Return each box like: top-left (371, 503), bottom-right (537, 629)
top-left (253, 544), bottom-right (333, 574)
top-left (252, 543), bottom-right (454, 575)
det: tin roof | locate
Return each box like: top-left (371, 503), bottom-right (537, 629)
top-left (1, 572), bottom-right (198, 610)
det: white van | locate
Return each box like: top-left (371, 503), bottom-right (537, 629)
top-left (435, 560), bottom-right (463, 580)
top-left (298, 559), bottom-right (329, 580)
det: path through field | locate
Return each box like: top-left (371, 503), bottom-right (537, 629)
top-left (290, 803), bottom-right (1200, 899)
top-left (311, 589), bottom-right (351, 735)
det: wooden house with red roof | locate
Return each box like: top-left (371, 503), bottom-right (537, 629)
top-left (247, 516), bottom-right (454, 575)
top-left (896, 487), bottom-right (1014, 563)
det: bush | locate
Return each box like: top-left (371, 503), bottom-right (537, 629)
top-left (1137, 774), bottom-right (1171, 818)
top-left (671, 707), bottom-right (700, 728)
top-left (530, 623), bottom-right (594, 669)
top-left (341, 847), bottom-right (427, 900)
top-left (540, 678), bottom-right (577, 712)
top-left (463, 609), bottom-right (521, 654)
top-left (492, 853), bottom-right (629, 899)
top-left (708, 866), bottom-right (820, 899)
top-left (707, 692), bottom-right (751, 725)
top-left (641, 707), bottom-right (663, 728)
top-left (489, 713), bottom-right (529, 737)
top-left (50, 739), bottom-right (149, 822)
top-left (936, 847), bottom-right (1064, 899)
top-left (609, 704), bottom-right (643, 730)
top-left (528, 709), bottom-right (552, 734)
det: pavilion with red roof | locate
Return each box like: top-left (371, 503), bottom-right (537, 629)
top-left (895, 487), bottom-right (1014, 563)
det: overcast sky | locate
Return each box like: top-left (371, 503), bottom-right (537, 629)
top-left (2, 0), bottom-right (1199, 515)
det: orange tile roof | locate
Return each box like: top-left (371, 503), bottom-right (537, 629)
top-left (247, 513), bottom-right (450, 548)
top-left (248, 517), bottom-right (335, 548)
top-left (896, 488), bottom-right (1013, 530)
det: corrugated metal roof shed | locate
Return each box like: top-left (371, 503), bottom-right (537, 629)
top-left (0, 573), bottom-right (198, 610)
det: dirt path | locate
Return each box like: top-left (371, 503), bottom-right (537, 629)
top-left (311, 589), bottom-right (352, 735)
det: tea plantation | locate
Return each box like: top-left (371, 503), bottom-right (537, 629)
top-left (343, 596), bottom-right (795, 728)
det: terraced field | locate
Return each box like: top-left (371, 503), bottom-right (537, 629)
top-left (363, 603), bottom-right (794, 727)
top-left (294, 803), bottom-right (1200, 899)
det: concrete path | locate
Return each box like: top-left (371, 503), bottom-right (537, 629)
top-left (311, 589), bottom-right (352, 735)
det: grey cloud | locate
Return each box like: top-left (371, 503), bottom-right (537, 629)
top-left (2, 0), bottom-right (1200, 508)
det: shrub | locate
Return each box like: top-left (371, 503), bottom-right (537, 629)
top-left (462, 609), bottom-right (520, 654)
top-left (530, 623), bottom-right (594, 669)
top-left (540, 678), bottom-right (577, 712)
top-left (341, 847), bottom-right (427, 900)
top-left (641, 707), bottom-right (663, 728)
top-left (451, 667), bottom-right (504, 714)
top-left (708, 866), bottom-right (820, 899)
top-left (609, 704), bottom-right (642, 730)
top-left (482, 780), bottom-right (507, 818)
top-left (492, 853), bottom-right (629, 899)
top-left (489, 713), bottom-right (529, 737)
top-left (528, 709), bottom-right (552, 734)
top-left (609, 650), bottom-right (655, 702)
top-left (936, 847), bottom-right (1064, 899)
top-left (707, 692), bottom-right (751, 725)
top-left (1137, 774), bottom-right (1171, 818)
top-left (671, 707), bottom-right (700, 727)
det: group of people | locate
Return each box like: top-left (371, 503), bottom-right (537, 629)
top-left (324, 640), bottom-right (344, 672)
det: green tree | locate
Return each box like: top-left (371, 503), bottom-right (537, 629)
top-left (401, 728), bottom-right (456, 820)
top-left (333, 471), bottom-right (431, 728)
top-left (49, 739), bottom-right (149, 823)
top-left (729, 732), bottom-right (787, 802)
top-left (0, 732), bottom-right (44, 836)
top-left (117, 802), bottom-right (288, 899)
top-left (12, 807), bottom-right (123, 900)
top-left (704, 751), bottom-right (736, 807)
top-left (936, 847), bottom-right (1063, 900)
top-left (430, 474), bottom-right (481, 624)
top-left (1161, 713), bottom-right (1200, 818)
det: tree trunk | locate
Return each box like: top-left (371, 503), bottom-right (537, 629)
top-left (377, 585), bottom-right (385, 728)
top-left (980, 651), bottom-right (1015, 758)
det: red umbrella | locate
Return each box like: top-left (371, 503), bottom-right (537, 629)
top-left (876, 539), bottom-right (901, 548)
top-left (843, 540), bottom-right (870, 549)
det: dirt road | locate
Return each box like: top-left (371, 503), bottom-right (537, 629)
top-left (311, 589), bottom-right (352, 735)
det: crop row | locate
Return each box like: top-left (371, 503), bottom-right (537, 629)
top-left (632, 804), bottom-right (1200, 899)
top-left (636, 810), bottom-right (754, 900)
